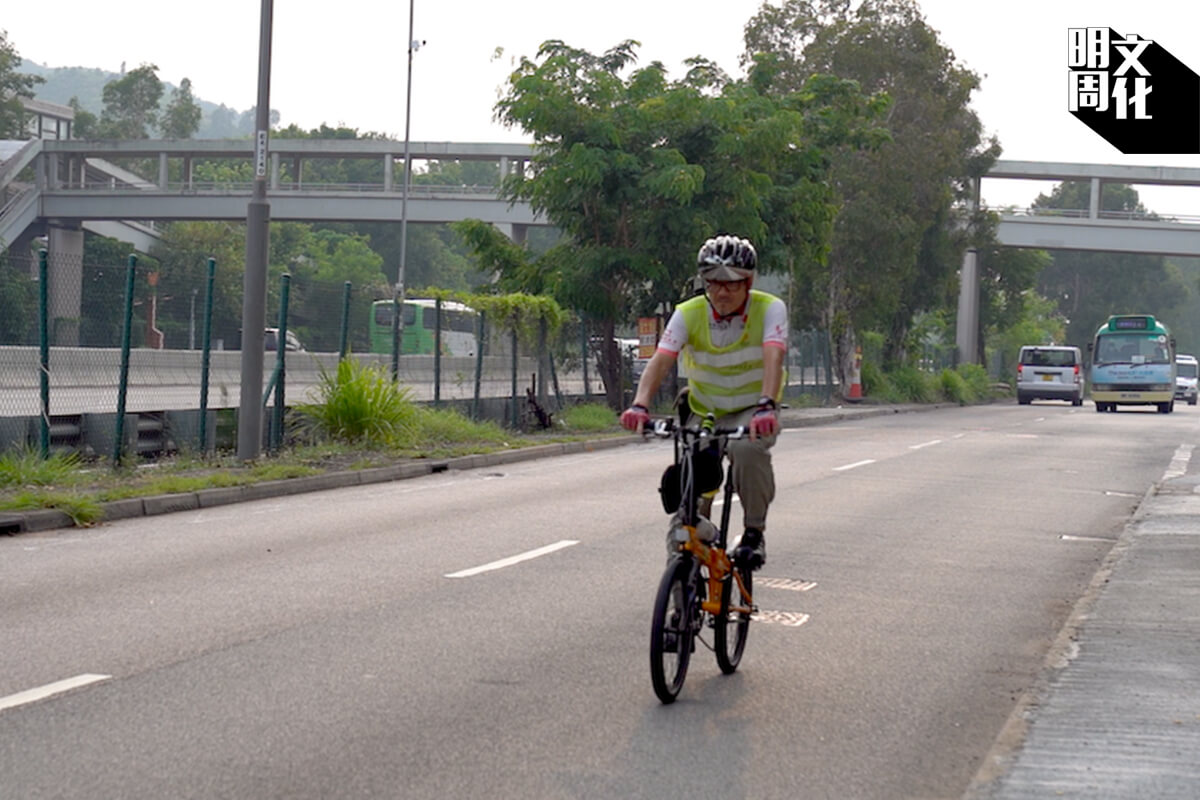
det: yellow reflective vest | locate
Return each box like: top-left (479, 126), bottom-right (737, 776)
top-left (677, 290), bottom-right (783, 417)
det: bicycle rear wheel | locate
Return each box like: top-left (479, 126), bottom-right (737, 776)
top-left (714, 563), bottom-right (752, 674)
top-left (650, 557), bottom-right (696, 704)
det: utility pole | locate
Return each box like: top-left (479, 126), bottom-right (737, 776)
top-left (393, 0), bottom-right (420, 381)
top-left (238, 0), bottom-right (274, 459)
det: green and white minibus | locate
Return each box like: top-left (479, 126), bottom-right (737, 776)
top-left (1089, 314), bottom-right (1176, 413)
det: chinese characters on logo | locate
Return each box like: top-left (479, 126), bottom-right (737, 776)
top-left (1068, 28), bottom-right (1152, 119)
top-left (1067, 28), bottom-right (1199, 154)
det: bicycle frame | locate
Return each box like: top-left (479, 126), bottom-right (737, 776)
top-left (655, 418), bottom-right (754, 616)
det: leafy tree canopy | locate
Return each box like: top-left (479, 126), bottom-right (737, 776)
top-left (0, 30), bottom-right (44, 139)
top-left (160, 77), bottom-right (202, 139)
top-left (488, 37), bottom-right (886, 406)
top-left (99, 63), bottom-right (163, 138)
top-left (745, 0), bottom-right (1001, 370)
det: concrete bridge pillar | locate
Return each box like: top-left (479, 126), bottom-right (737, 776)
top-left (955, 248), bottom-right (979, 366)
top-left (493, 223), bottom-right (528, 244)
top-left (47, 224), bottom-right (84, 346)
top-left (955, 177), bottom-right (981, 366)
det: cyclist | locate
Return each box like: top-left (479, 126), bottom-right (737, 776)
top-left (621, 235), bottom-right (787, 569)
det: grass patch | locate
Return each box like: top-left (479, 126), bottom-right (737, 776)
top-left (559, 403), bottom-right (618, 432)
top-left (0, 490), bottom-right (103, 527)
top-left (0, 447), bottom-right (83, 488)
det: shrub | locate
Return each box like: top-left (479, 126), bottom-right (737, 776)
top-left (295, 358), bottom-right (420, 446)
top-left (956, 363), bottom-right (993, 400)
top-left (860, 360), bottom-right (888, 397)
top-left (889, 367), bottom-right (937, 403)
top-left (939, 368), bottom-right (972, 404)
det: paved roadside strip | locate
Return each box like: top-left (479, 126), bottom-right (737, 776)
top-left (966, 472), bottom-right (1200, 799)
top-left (0, 402), bottom-right (939, 536)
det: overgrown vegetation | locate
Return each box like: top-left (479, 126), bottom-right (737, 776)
top-left (861, 362), bottom-right (996, 405)
top-left (0, 447), bottom-right (82, 487)
top-left (294, 357), bottom-right (510, 453)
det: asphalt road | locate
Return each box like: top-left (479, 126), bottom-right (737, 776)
top-left (1, 402), bottom-right (1193, 799)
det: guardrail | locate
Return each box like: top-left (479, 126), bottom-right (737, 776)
top-left (0, 347), bottom-right (554, 417)
top-left (981, 205), bottom-right (1200, 225)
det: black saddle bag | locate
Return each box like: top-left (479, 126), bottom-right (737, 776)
top-left (658, 447), bottom-right (723, 514)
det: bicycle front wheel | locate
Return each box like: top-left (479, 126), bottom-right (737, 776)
top-left (650, 557), bottom-right (696, 704)
top-left (714, 563), bottom-right (752, 674)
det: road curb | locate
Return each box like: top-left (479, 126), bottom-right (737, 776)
top-left (0, 404), bottom-right (942, 535)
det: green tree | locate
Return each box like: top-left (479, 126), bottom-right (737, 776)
top-left (745, 0), bottom-right (1000, 380)
top-left (160, 77), bottom-right (202, 138)
top-left (151, 221), bottom-right (247, 348)
top-left (98, 64), bottom-right (163, 138)
top-left (67, 96), bottom-right (99, 139)
top-left (78, 234), bottom-right (159, 347)
top-left (1033, 182), bottom-right (1192, 346)
top-left (0, 248), bottom-right (36, 345)
top-left (0, 30), bottom-right (44, 139)
top-left (493, 39), bottom-right (884, 407)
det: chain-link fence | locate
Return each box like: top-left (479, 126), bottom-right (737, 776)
top-left (786, 328), bottom-right (837, 402)
top-left (0, 243), bottom-right (848, 458)
top-left (0, 248), bottom-right (613, 459)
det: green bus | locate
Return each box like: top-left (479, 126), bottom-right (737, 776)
top-left (1089, 314), bottom-right (1176, 413)
top-left (369, 299), bottom-right (478, 357)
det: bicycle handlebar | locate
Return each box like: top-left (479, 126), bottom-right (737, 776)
top-left (643, 416), bottom-right (749, 440)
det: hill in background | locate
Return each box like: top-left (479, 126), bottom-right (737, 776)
top-left (21, 60), bottom-right (267, 139)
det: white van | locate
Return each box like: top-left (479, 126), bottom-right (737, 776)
top-left (1175, 354), bottom-right (1198, 405)
top-left (1016, 345), bottom-right (1084, 406)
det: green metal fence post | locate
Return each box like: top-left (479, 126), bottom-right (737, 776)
top-left (113, 254), bottom-right (137, 466)
top-left (271, 273), bottom-right (291, 452)
top-left (198, 257), bottom-right (216, 453)
top-left (37, 249), bottom-right (50, 458)
top-left (536, 317), bottom-right (547, 409)
top-left (391, 295), bottom-right (401, 382)
top-left (510, 328), bottom-right (519, 429)
top-left (338, 280), bottom-right (351, 360)
top-left (433, 297), bottom-right (442, 407)
top-left (472, 310), bottom-right (485, 420)
top-left (580, 315), bottom-right (590, 401)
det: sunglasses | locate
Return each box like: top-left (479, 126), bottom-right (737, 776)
top-left (705, 279), bottom-right (747, 293)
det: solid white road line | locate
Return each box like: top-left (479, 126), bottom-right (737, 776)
top-left (0, 674), bottom-right (111, 713)
top-left (1163, 444), bottom-right (1194, 480)
top-left (833, 459), bottom-right (876, 471)
top-left (444, 539), bottom-right (580, 578)
top-left (908, 439), bottom-right (942, 450)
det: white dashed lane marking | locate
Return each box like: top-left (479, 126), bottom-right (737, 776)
top-left (444, 539), bottom-right (579, 578)
top-left (0, 674), bottom-right (111, 714)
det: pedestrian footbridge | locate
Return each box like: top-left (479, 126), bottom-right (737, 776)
top-left (5, 139), bottom-right (1200, 364)
top-left (5, 140), bottom-right (1200, 255)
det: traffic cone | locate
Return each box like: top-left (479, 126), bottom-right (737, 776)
top-left (846, 345), bottom-right (863, 401)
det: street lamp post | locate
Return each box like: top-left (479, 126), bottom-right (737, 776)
top-left (392, 0), bottom-right (421, 381)
top-left (238, 0), bottom-right (274, 459)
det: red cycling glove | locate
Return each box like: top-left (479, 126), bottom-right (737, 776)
top-left (620, 404), bottom-right (651, 431)
top-left (750, 398), bottom-right (779, 439)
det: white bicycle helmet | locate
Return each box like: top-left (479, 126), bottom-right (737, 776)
top-left (697, 235), bottom-right (757, 281)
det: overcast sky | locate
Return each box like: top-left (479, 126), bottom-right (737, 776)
top-left (5, 0), bottom-right (1200, 213)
